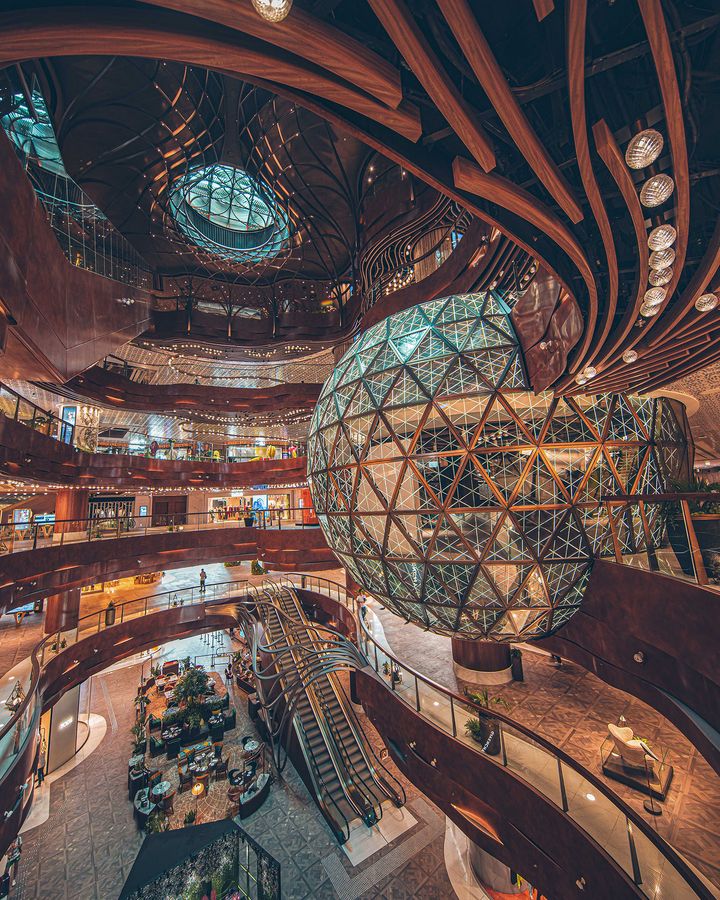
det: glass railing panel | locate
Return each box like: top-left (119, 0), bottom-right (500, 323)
top-left (0, 386), bottom-right (17, 418)
top-left (630, 821), bottom-right (707, 899)
top-left (560, 762), bottom-right (634, 879)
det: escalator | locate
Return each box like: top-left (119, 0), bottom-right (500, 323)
top-left (256, 585), bottom-right (404, 843)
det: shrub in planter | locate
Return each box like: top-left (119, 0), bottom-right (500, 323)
top-left (183, 809), bottom-right (196, 826)
top-left (251, 560), bottom-right (266, 576)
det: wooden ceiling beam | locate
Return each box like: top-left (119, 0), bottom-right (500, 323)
top-left (436, 0), bottom-right (584, 224)
top-left (367, 0), bottom-right (496, 172)
top-left (141, 0), bottom-right (404, 110)
top-left (0, 7), bottom-right (422, 142)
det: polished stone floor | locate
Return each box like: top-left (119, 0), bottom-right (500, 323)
top-left (11, 629), bottom-right (454, 900)
top-left (372, 600), bottom-right (720, 890)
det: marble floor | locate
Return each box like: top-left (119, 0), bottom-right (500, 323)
top-left (370, 598), bottom-right (720, 890)
top-left (10, 628), bottom-right (454, 900)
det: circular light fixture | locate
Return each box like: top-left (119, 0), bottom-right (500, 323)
top-left (575, 373), bottom-right (588, 385)
top-left (623, 349), bottom-right (639, 364)
top-left (649, 267), bottom-right (673, 287)
top-left (251, 0), bottom-right (292, 21)
top-left (643, 287), bottom-right (666, 307)
top-left (640, 303), bottom-right (660, 317)
top-left (649, 247), bottom-right (675, 270)
top-left (625, 129), bottom-right (664, 169)
top-left (640, 174), bottom-right (675, 208)
top-left (648, 224), bottom-right (676, 251)
top-left (695, 293), bottom-right (719, 312)
top-left (583, 366), bottom-right (597, 379)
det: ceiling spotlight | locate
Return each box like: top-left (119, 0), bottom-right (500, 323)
top-left (649, 267), bottom-right (673, 287)
top-left (643, 287), bottom-right (666, 307)
top-left (648, 224), bottom-right (676, 251)
top-left (251, 0), bottom-right (292, 21)
top-left (625, 129), bottom-right (664, 169)
top-left (575, 373), bottom-right (588, 385)
top-left (695, 293), bottom-right (719, 312)
top-left (623, 349), bottom-right (638, 364)
top-left (640, 174), bottom-right (675, 208)
top-left (649, 247), bottom-right (675, 270)
top-left (583, 366), bottom-right (597, 379)
top-left (640, 303), bottom-right (660, 317)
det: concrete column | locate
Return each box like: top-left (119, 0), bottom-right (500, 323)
top-left (452, 638), bottom-right (513, 685)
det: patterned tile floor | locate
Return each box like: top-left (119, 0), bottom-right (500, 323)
top-left (373, 601), bottom-right (720, 889)
top-left (11, 629), bottom-right (454, 900)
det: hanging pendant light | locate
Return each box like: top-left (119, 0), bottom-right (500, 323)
top-left (640, 303), bottom-right (660, 317)
top-left (648, 224), bottom-right (676, 251)
top-left (623, 349), bottom-right (638, 364)
top-left (252, 0), bottom-right (293, 22)
top-left (695, 293), bottom-right (719, 312)
top-left (640, 174), bottom-right (674, 208)
top-left (625, 129), bottom-right (664, 169)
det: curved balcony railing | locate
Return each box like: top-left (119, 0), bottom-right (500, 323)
top-left (276, 574), bottom-right (714, 900)
top-left (0, 381), bottom-right (305, 461)
top-left (0, 571), bottom-right (715, 896)
top-left (0, 507), bottom-right (318, 556)
top-left (601, 492), bottom-right (720, 590)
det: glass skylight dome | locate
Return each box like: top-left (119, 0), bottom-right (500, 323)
top-left (1, 91), bottom-right (66, 176)
top-left (168, 163), bottom-right (290, 263)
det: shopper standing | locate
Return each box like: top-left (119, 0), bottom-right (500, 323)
top-left (199, 568), bottom-right (207, 595)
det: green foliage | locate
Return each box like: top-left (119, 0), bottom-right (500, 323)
top-left (673, 477), bottom-right (720, 514)
top-left (145, 809), bottom-right (168, 834)
top-left (251, 559), bottom-right (266, 576)
top-left (465, 688), bottom-right (509, 712)
top-left (464, 717), bottom-right (484, 740)
top-left (183, 809), bottom-right (196, 825)
top-left (174, 667), bottom-right (210, 706)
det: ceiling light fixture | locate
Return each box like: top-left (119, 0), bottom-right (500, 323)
top-left (625, 129), bottom-right (664, 169)
top-left (640, 303), bottom-right (660, 317)
top-left (649, 267), bottom-right (673, 287)
top-left (649, 247), bottom-right (675, 270)
top-left (251, 0), bottom-right (292, 22)
top-left (647, 224), bottom-right (676, 251)
top-left (695, 293), bottom-right (719, 312)
top-left (623, 349), bottom-right (638, 364)
top-left (640, 174), bottom-right (675, 208)
top-left (643, 287), bottom-right (667, 307)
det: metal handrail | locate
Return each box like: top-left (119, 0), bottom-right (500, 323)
top-left (282, 574), bottom-right (713, 900)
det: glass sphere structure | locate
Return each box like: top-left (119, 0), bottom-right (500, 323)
top-left (308, 292), bottom-right (686, 641)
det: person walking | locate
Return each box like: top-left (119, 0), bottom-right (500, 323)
top-left (199, 568), bottom-right (207, 595)
top-left (5, 834), bottom-right (22, 888)
top-left (36, 739), bottom-right (47, 787)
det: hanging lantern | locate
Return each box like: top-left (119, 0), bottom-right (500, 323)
top-left (648, 224), bottom-right (676, 251)
top-left (640, 174), bottom-right (675, 208)
top-left (695, 293), bottom-right (719, 313)
top-left (623, 349), bottom-right (639, 364)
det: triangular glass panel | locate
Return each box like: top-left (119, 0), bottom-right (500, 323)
top-left (545, 398), bottom-right (598, 443)
top-left (607, 394), bottom-right (645, 441)
top-left (543, 510), bottom-right (591, 560)
top-left (471, 451), bottom-right (530, 502)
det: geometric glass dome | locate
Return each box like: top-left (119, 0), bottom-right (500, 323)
top-left (168, 163), bottom-right (290, 263)
top-left (308, 292), bottom-right (684, 642)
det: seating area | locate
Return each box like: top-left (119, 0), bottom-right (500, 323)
top-left (128, 658), bottom-right (270, 831)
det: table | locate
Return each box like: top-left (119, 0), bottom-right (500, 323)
top-left (128, 754), bottom-right (145, 771)
top-left (133, 788), bottom-right (156, 815)
top-left (243, 739), bottom-right (260, 755)
top-left (188, 754), bottom-right (217, 775)
top-left (161, 726), bottom-right (181, 741)
top-left (151, 780), bottom-right (171, 799)
top-left (208, 715), bottom-right (224, 728)
top-left (163, 706), bottom-right (180, 719)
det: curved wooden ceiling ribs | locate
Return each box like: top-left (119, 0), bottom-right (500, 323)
top-left (0, 0), bottom-right (716, 398)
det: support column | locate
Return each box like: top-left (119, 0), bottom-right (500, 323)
top-left (468, 842), bottom-right (528, 895)
top-left (452, 638), bottom-right (513, 685)
top-left (53, 489), bottom-right (90, 541)
top-left (44, 588), bottom-right (81, 635)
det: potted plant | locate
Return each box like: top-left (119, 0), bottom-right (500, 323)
top-left (145, 809), bottom-right (168, 833)
top-left (663, 477), bottom-right (720, 579)
top-left (510, 648), bottom-right (524, 682)
top-left (183, 809), bottom-right (196, 826)
top-left (464, 689), bottom-right (509, 756)
top-left (130, 720), bottom-right (147, 753)
top-left (250, 559), bottom-right (265, 576)
top-left (382, 661), bottom-right (402, 685)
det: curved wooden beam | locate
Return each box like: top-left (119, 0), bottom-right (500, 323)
top-left (0, 7), bottom-right (422, 142)
top-left (436, 0), bottom-right (584, 223)
top-left (452, 156), bottom-right (596, 312)
top-left (367, 0), bottom-right (496, 172)
top-left (637, 0), bottom-right (690, 308)
top-left (563, 0), bottom-right (617, 372)
top-left (142, 0), bottom-right (403, 109)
